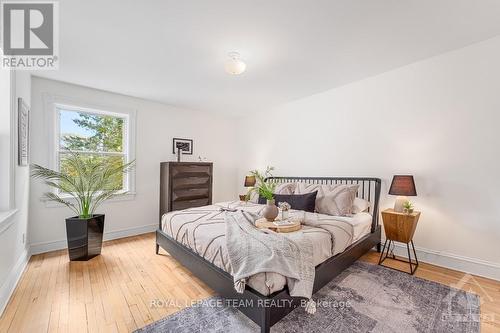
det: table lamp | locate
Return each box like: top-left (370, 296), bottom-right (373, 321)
top-left (389, 175), bottom-right (417, 212)
top-left (239, 175), bottom-right (256, 201)
top-left (244, 175), bottom-right (256, 187)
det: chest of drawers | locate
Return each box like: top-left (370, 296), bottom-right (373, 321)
top-left (159, 162), bottom-right (213, 220)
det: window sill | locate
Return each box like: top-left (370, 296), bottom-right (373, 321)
top-left (0, 209), bottom-right (18, 235)
top-left (42, 192), bottom-right (136, 209)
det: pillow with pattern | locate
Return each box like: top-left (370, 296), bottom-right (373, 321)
top-left (274, 182), bottom-right (296, 195)
top-left (247, 182), bottom-right (296, 203)
top-left (295, 183), bottom-right (359, 216)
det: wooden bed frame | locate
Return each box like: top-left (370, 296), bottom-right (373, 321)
top-left (156, 176), bottom-right (382, 333)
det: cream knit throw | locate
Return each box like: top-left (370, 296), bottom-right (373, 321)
top-left (225, 210), bottom-right (316, 314)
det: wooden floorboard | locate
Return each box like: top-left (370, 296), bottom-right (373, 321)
top-left (0, 232), bottom-right (498, 332)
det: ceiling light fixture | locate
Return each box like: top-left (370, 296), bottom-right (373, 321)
top-left (225, 51), bottom-right (246, 75)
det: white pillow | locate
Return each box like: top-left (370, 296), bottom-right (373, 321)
top-left (352, 197), bottom-right (370, 214)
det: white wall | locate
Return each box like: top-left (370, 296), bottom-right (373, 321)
top-left (29, 77), bottom-right (239, 253)
top-left (0, 71), bottom-right (31, 314)
top-left (237, 36), bottom-right (500, 280)
top-left (0, 70), bottom-right (12, 211)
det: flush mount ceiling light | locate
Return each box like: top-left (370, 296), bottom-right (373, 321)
top-left (224, 51), bottom-right (246, 75)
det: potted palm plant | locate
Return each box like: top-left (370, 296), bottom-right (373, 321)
top-left (246, 166), bottom-right (279, 221)
top-left (31, 151), bottom-right (135, 261)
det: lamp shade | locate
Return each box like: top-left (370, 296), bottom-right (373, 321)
top-left (244, 175), bottom-right (256, 187)
top-left (389, 175), bottom-right (417, 196)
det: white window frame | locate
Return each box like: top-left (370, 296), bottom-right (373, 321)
top-left (55, 104), bottom-right (131, 193)
top-left (43, 94), bottom-right (136, 205)
top-left (0, 69), bottom-right (19, 229)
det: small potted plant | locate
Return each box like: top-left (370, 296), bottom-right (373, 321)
top-left (403, 200), bottom-right (414, 214)
top-left (31, 151), bottom-right (135, 261)
top-left (246, 166), bottom-right (278, 221)
top-left (278, 202), bottom-right (291, 220)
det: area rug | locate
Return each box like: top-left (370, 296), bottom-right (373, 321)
top-left (135, 262), bottom-right (480, 333)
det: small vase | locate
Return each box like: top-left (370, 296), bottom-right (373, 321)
top-left (281, 210), bottom-right (289, 221)
top-left (403, 208), bottom-right (414, 214)
top-left (263, 199), bottom-right (279, 221)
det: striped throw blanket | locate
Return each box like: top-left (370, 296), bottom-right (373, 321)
top-left (225, 210), bottom-right (316, 313)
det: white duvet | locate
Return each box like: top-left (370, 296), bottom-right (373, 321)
top-left (161, 201), bottom-right (372, 295)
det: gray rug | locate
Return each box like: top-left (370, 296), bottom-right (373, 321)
top-left (136, 262), bottom-right (480, 333)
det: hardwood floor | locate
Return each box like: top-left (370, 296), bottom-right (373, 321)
top-left (0, 232), bottom-right (499, 332)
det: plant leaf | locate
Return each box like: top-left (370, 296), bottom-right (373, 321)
top-left (31, 151), bottom-right (135, 218)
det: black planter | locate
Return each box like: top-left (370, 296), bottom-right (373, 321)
top-left (65, 214), bottom-right (105, 261)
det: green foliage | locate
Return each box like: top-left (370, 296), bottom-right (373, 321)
top-left (246, 166), bottom-right (277, 201)
top-left (60, 154), bottom-right (124, 191)
top-left (403, 200), bottom-right (414, 210)
top-left (60, 112), bottom-right (125, 189)
top-left (31, 151), bottom-right (135, 219)
top-left (61, 113), bottom-right (123, 152)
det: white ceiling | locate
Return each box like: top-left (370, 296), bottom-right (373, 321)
top-left (36, 0), bottom-right (500, 116)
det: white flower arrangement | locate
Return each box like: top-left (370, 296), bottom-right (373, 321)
top-left (278, 202), bottom-right (291, 211)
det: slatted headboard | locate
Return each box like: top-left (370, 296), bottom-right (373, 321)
top-left (265, 177), bottom-right (382, 232)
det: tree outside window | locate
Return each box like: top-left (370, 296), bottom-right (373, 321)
top-left (57, 107), bottom-right (129, 192)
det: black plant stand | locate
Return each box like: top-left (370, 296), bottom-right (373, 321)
top-left (378, 239), bottom-right (419, 275)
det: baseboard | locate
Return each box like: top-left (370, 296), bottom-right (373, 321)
top-left (30, 223), bottom-right (157, 255)
top-left (0, 249), bottom-right (30, 316)
top-left (384, 240), bottom-right (500, 281)
top-left (29, 228), bottom-right (500, 280)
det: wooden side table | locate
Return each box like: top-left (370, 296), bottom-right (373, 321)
top-left (379, 208), bottom-right (421, 274)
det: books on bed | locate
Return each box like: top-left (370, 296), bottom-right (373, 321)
top-left (273, 219), bottom-right (294, 226)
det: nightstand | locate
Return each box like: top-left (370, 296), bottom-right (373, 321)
top-left (379, 208), bottom-right (421, 274)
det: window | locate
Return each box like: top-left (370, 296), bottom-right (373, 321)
top-left (55, 104), bottom-right (132, 193)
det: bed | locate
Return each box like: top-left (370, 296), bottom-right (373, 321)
top-left (156, 176), bottom-right (381, 333)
